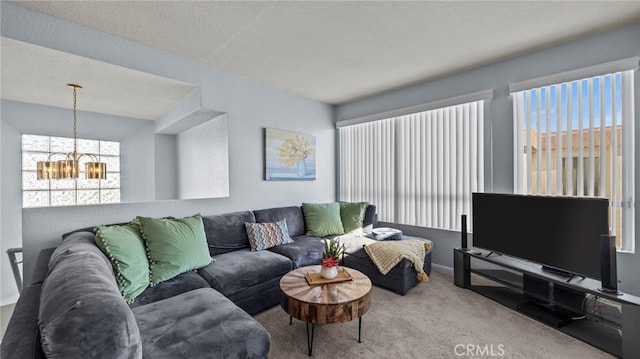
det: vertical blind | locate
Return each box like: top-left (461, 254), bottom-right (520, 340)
top-left (339, 101), bottom-right (485, 231)
top-left (512, 70), bottom-right (635, 252)
top-left (339, 118), bottom-right (396, 221)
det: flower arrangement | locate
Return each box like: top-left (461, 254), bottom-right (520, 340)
top-left (322, 238), bottom-right (345, 268)
top-left (278, 134), bottom-right (314, 168)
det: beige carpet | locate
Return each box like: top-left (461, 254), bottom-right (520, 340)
top-left (255, 272), bottom-right (614, 358)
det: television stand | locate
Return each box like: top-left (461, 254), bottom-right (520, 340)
top-left (597, 287), bottom-right (623, 296)
top-left (516, 301), bottom-right (574, 328)
top-left (540, 265), bottom-right (574, 277)
top-left (454, 248), bottom-right (640, 358)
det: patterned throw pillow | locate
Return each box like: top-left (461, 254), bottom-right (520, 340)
top-left (245, 218), bottom-right (293, 251)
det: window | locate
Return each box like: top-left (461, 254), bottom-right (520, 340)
top-left (512, 69), bottom-right (635, 252)
top-left (562, 156), bottom-right (600, 197)
top-left (22, 134), bottom-right (121, 207)
top-left (338, 99), bottom-right (486, 231)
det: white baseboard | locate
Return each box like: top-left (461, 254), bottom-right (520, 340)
top-left (432, 263), bottom-right (453, 277)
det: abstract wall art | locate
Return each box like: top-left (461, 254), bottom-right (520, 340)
top-left (265, 128), bottom-right (316, 181)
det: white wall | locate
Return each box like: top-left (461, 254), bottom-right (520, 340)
top-left (1, 100), bottom-right (160, 201)
top-left (337, 23), bottom-right (640, 295)
top-left (119, 124), bottom-right (158, 202)
top-left (153, 134), bottom-right (178, 200)
top-left (177, 115), bottom-right (229, 199)
top-left (0, 100), bottom-right (166, 304)
top-left (1, 3), bottom-right (335, 298)
top-left (0, 120), bottom-right (22, 305)
top-left (0, 104), bottom-right (3, 303)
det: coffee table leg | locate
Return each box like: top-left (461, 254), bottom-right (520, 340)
top-left (289, 316), bottom-right (292, 325)
top-left (306, 322), bottom-right (315, 356)
top-left (358, 316), bottom-right (362, 343)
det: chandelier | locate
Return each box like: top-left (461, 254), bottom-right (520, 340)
top-left (37, 84), bottom-right (107, 180)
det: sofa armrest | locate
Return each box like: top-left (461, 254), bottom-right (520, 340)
top-left (1, 246), bottom-right (55, 359)
top-left (38, 232), bottom-right (142, 358)
top-left (30, 247), bottom-right (56, 286)
top-left (1, 284), bottom-right (46, 359)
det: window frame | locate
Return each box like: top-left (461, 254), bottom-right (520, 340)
top-left (511, 65), bottom-right (635, 253)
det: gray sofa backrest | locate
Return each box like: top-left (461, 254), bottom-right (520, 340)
top-left (202, 211), bottom-right (256, 255)
top-left (253, 204), bottom-right (376, 237)
top-left (253, 206), bottom-right (306, 237)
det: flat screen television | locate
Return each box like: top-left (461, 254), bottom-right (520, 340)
top-left (471, 192), bottom-right (609, 280)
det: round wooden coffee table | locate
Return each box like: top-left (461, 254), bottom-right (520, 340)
top-left (280, 265), bottom-right (372, 356)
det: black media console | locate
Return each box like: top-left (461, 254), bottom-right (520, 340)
top-left (454, 248), bottom-right (640, 358)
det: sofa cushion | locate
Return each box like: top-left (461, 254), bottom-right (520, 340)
top-left (198, 249), bottom-right (292, 297)
top-left (39, 232), bottom-right (142, 359)
top-left (302, 202), bottom-right (344, 237)
top-left (129, 271), bottom-right (211, 308)
top-left (363, 204), bottom-right (377, 233)
top-left (202, 211), bottom-right (256, 255)
top-left (253, 206), bottom-right (306, 236)
top-left (245, 218), bottom-right (293, 251)
top-left (339, 201), bottom-right (368, 235)
top-left (132, 288), bottom-right (270, 359)
top-left (95, 221), bottom-right (150, 303)
top-left (268, 235), bottom-right (325, 268)
top-left (336, 234), bottom-right (376, 255)
top-left (137, 214), bottom-right (212, 286)
top-left (224, 277), bottom-right (283, 315)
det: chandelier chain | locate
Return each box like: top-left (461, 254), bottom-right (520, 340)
top-left (36, 83), bottom-right (106, 180)
top-left (72, 85), bottom-right (78, 157)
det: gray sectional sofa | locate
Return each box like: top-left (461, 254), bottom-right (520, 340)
top-left (1, 204), bottom-right (432, 359)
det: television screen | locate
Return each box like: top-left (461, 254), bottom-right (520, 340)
top-left (471, 192), bottom-right (609, 280)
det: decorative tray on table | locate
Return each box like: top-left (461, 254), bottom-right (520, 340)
top-left (305, 268), bottom-right (353, 285)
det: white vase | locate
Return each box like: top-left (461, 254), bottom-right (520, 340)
top-left (320, 265), bottom-right (338, 279)
top-left (296, 159), bottom-right (306, 177)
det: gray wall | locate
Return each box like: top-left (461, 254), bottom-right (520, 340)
top-left (337, 23), bottom-right (640, 295)
top-left (2, 3), bottom-right (335, 295)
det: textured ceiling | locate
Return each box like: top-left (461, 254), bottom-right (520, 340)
top-left (1, 37), bottom-right (198, 120)
top-left (8, 1), bottom-right (640, 106)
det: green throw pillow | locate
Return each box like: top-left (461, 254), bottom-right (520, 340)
top-left (95, 221), bottom-right (149, 303)
top-left (302, 202), bottom-right (345, 237)
top-left (340, 201), bottom-right (368, 235)
top-left (137, 214), bottom-right (212, 286)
